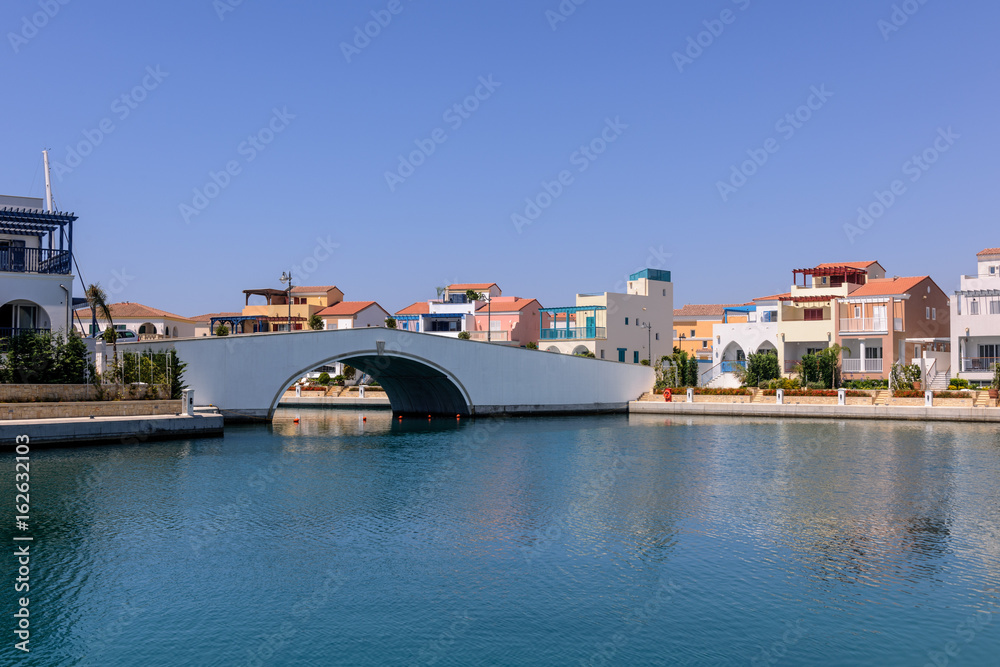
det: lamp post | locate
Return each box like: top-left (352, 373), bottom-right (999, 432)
top-left (486, 293), bottom-right (492, 342)
top-left (280, 271), bottom-right (292, 332)
top-left (641, 307), bottom-right (652, 364)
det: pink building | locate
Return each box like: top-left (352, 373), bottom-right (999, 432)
top-left (473, 297), bottom-right (548, 346)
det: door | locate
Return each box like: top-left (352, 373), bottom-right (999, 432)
top-left (872, 305), bottom-right (887, 331)
top-left (585, 316), bottom-right (596, 339)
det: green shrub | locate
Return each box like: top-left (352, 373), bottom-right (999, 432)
top-left (458, 331), bottom-right (471, 340)
top-left (317, 372), bottom-right (331, 386)
top-left (743, 351), bottom-right (780, 387)
top-left (526, 341), bottom-right (538, 350)
top-left (640, 358), bottom-right (650, 366)
top-left (343, 365), bottom-right (356, 380)
top-left (947, 378), bottom-right (969, 390)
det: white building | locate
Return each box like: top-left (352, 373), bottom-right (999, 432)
top-left (319, 301), bottom-right (390, 330)
top-left (1, 195), bottom-right (77, 338)
top-left (952, 247), bottom-right (1000, 385)
top-left (539, 268), bottom-right (673, 364)
top-left (73, 301), bottom-right (197, 340)
top-left (707, 296), bottom-right (780, 386)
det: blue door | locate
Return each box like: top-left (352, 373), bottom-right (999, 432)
top-left (585, 316), bottom-right (596, 339)
top-left (618, 348), bottom-right (626, 363)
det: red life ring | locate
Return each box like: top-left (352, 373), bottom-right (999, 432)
top-left (664, 388), bottom-right (672, 402)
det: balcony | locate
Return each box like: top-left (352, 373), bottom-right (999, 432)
top-left (840, 317), bottom-right (889, 334)
top-left (843, 358), bottom-right (883, 374)
top-left (0, 327), bottom-right (51, 340)
top-left (962, 357), bottom-right (999, 372)
top-left (0, 247), bottom-right (72, 275)
top-left (467, 330), bottom-right (509, 342)
top-left (540, 326), bottom-right (607, 341)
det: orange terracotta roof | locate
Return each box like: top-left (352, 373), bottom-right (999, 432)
top-left (475, 297), bottom-right (538, 313)
top-left (290, 285), bottom-right (340, 294)
top-left (672, 303), bottom-right (747, 318)
top-left (977, 248), bottom-right (1000, 257)
top-left (74, 302), bottom-right (194, 322)
top-left (847, 276), bottom-right (929, 297)
top-left (395, 301), bottom-right (430, 315)
top-left (815, 261), bottom-right (880, 270)
top-left (317, 301), bottom-right (384, 317)
top-left (753, 293), bottom-right (791, 302)
top-left (448, 283), bottom-right (498, 291)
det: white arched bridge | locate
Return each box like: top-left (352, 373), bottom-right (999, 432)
top-left (138, 329), bottom-right (653, 421)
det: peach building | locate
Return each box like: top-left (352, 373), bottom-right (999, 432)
top-left (472, 297), bottom-right (548, 346)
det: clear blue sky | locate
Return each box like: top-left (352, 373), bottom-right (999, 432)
top-left (3, 0), bottom-right (998, 316)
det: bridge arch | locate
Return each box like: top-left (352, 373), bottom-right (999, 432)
top-left (267, 348), bottom-right (474, 419)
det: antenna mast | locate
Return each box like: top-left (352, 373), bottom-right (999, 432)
top-left (42, 149), bottom-right (54, 212)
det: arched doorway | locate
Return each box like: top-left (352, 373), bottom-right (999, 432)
top-left (0, 300), bottom-right (48, 336)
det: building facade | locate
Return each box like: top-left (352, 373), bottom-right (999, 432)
top-left (1, 196), bottom-right (77, 339)
top-left (951, 248), bottom-right (1000, 385)
top-left (472, 297), bottom-right (547, 345)
top-left (74, 302), bottom-right (197, 339)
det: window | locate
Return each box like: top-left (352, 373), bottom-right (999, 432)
top-left (655, 333), bottom-right (660, 341)
top-left (617, 348), bottom-right (626, 363)
top-left (702, 340), bottom-right (708, 348)
top-left (600, 350), bottom-right (605, 359)
top-left (926, 307), bottom-right (930, 319)
top-left (980, 344), bottom-right (999, 360)
top-left (673, 329), bottom-right (677, 338)
top-left (990, 299), bottom-right (1000, 315)
top-left (991, 266), bottom-right (997, 275)
top-left (625, 317), bottom-right (629, 325)
top-left (662, 289), bottom-right (666, 296)
top-left (853, 305), bottom-right (862, 319)
top-left (931, 307), bottom-right (936, 320)
top-left (690, 329), bottom-right (695, 337)
top-left (970, 299), bottom-right (980, 315)
top-left (806, 347), bottom-right (824, 355)
top-left (865, 347), bottom-right (882, 359)
top-left (633, 351), bottom-right (639, 364)
top-left (490, 320), bottom-right (501, 331)
top-left (803, 308), bottom-right (824, 321)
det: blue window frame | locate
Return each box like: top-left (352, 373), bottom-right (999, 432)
top-left (633, 351), bottom-right (639, 364)
top-left (617, 348), bottom-right (626, 363)
top-left (625, 317), bottom-right (629, 325)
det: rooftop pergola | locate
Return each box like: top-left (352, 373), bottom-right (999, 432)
top-left (0, 206), bottom-right (76, 275)
top-left (243, 288), bottom-right (289, 306)
top-left (792, 265), bottom-right (867, 287)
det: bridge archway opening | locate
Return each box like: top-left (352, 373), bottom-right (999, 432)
top-left (270, 352), bottom-right (472, 419)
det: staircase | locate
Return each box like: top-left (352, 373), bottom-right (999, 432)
top-left (873, 390), bottom-right (890, 405)
top-left (974, 391), bottom-right (996, 408)
top-left (927, 370), bottom-right (951, 391)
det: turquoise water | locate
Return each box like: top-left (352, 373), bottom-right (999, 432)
top-left (3, 410), bottom-right (1000, 666)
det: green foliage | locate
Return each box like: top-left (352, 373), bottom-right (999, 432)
top-left (458, 331), bottom-right (471, 340)
top-left (640, 358), bottom-right (650, 366)
top-left (743, 351), bottom-right (780, 387)
top-left (844, 378), bottom-right (888, 390)
top-left (317, 372), bottom-right (331, 386)
top-left (367, 379), bottom-right (381, 387)
top-left (655, 350), bottom-right (698, 389)
top-left (947, 378), bottom-right (970, 390)
top-left (0, 331), bottom-right (92, 385)
top-left (891, 363), bottom-right (921, 387)
top-left (384, 317), bottom-right (397, 329)
top-left (764, 377), bottom-right (801, 391)
top-left (308, 314), bottom-right (324, 330)
top-left (686, 357), bottom-right (698, 386)
top-left (214, 323), bottom-right (230, 336)
top-left (797, 345), bottom-right (842, 389)
top-left (526, 341), bottom-right (538, 350)
top-left (120, 348), bottom-right (187, 399)
top-left (574, 349), bottom-right (596, 358)
top-left (465, 289), bottom-right (485, 303)
top-left (993, 364), bottom-right (1000, 390)
top-left (343, 365), bottom-right (356, 380)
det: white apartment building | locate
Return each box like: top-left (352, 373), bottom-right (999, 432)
top-left (952, 247), bottom-right (1000, 384)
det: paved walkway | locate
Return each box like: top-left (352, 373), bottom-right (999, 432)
top-left (629, 401), bottom-right (1000, 423)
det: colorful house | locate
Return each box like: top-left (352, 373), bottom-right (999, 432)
top-left (672, 304), bottom-right (748, 361)
top-left (951, 247), bottom-right (1000, 385)
top-left (707, 296), bottom-right (780, 386)
top-left (472, 297), bottom-right (547, 345)
top-left (395, 282), bottom-right (502, 337)
top-left (232, 285), bottom-right (345, 333)
top-left (538, 268), bottom-right (673, 363)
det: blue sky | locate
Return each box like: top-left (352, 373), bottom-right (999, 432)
top-left (2, 0), bottom-right (998, 316)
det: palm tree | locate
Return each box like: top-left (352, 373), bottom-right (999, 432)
top-left (85, 284), bottom-right (119, 382)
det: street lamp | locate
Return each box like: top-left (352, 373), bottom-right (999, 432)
top-left (280, 271), bottom-right (293, 332)
top-left (641, 307), bottom-right (652, 364)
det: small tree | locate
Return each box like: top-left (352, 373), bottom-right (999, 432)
top-left (308, 314), bottom-right (324, 330)
top-left (526, 341), bottom-right (538, 350)
top-left (465, 289), bottom-right (484, 303)
top-left (685, 356), bottom-right (699, 386)
top-left (385, 317), bottom-right (397, 329)
top-left (317, 372), bottom-right (331, 386)
top-left (342, 365), bottom-right (356, 380)
top-left (214, 323), bottom-right (230, 337)
top-left (458, 331), bottom-right (471, 340)
top-left (743, 351), bottom-right (780, 387)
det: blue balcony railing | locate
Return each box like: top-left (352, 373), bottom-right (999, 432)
top-left (0, 327), bottom-right (52, 341)
top-left (0, 247), bottom-right (72, 275)
top-left (540, 326), bottom-right (607, 341)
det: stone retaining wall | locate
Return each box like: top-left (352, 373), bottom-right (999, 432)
top-left (0, 400), bottom-right (182, 420)
top-left (0, 384), bottom-right (170, 403)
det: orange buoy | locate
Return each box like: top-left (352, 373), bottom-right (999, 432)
top-left (293, 418), bottom-right (300, 423)
top-left (664, 388), bottom-right (672, 402)
top-left (362, 416), bottom-right (366, 422)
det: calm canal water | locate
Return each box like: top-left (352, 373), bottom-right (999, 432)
top-left (4, 410), bottom-right (1000, 666)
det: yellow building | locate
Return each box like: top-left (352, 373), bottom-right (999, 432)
top-left (207, 285), bottom-right (345, 334)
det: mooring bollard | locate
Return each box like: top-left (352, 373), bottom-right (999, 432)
top-left (181, 389), bottom-right (195, 416)
top-left (686, 388), bottom-right (694, 403)
top-left (295, 385), bottom-right (301, 397)
top-left (838, 388), bottom-right (846, 406)
top-left (776, 389), bottom-right (784, 405)
top-left (925, 390), bottom-right (933, 407)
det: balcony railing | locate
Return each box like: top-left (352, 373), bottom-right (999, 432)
top-left (720, 360), bottom-right (746, 374)
top-left (467, 330), bottom-right (509, 342)
top-left (0, 247), bottom-right (72, 275)
top-left (843, 358), bottom-right (883, 373)
top-left (962, 357), bottom-right (999, 372)
top-left (540, 326), bottom-right (607, 341)
top-left (840, 318), bottom-right (888, 333)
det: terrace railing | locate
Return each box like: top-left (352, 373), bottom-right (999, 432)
top-left (540, 327), bottom-right (607, 341)
top-left (843, 358), bottom-right (883, 373)
top-left (0, 247), bottom-right (72, 275)
top-left (840, 318), bottom-right (888, 333)
top-left (962, 357), bottom-right (999, 372)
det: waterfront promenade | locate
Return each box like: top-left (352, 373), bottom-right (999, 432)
top-left (631, 400), bottom-right (1000, 423)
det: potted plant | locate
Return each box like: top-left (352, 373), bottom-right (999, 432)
top-left (990, 364), bottom-right (1000, 400)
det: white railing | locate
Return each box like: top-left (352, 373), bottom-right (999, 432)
top-left (840, 318), bottom-right (888, 333)
top-left (843, 358), bottom-right (883, 373)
